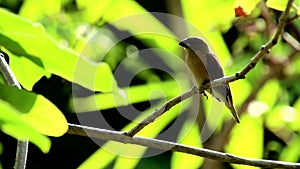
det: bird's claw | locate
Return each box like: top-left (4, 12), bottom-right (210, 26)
top-left (201, 91), bottom-right (208, 100)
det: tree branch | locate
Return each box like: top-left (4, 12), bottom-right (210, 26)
top-left (67, 123), bottom-right (300, 169)
top-left (124, 85), bottom-right (199, 137)
top-left (0, 53), bottom-right (28, 169)
top-left (124, 0), bottom-right (294, 137)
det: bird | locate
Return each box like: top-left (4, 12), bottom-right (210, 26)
top-left (179, 37), bottom-right (240, 123)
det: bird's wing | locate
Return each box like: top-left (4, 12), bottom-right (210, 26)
top-left (205, 52), bottom-right (228, 102)
top-left (205, 52), bottom-right (225, 80)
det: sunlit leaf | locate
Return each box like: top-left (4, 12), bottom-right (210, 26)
top-left (226, 114), bottom-right (263, 169)
top-left (76, 0), bottom-right (112, 23)
top-left (266, 0), bottom-right (289, 11)
top-left (290, 98), bottom-right (300, 130)
top-left (257, 80), bottom-right (280, 109)
top-left (113, 143), bottom-right (147, 169)
top-left (230, 79), bottom-right (252, 106)
top-left (270, 41), bottom-right (293, 59)
top-left (79, 97), bottom-right (192, 168)
top-left (19, 0), bottom-right (61, 21)
top-left (279, 135), bottom-right (300, 162)
top-left (266, 105), bottom-right (286, 129)
top-left (0, 84), bottom-right (68, 136)
top-left (77, 0), bottom-right (179, 61)
top-left (0, 9), bottom-right (119, 93)
top-left (100, 0), bottom-right (176, 44)
top-left (180, 0), bottom-right (234, 66)
top-left (234, 0), bottom-right (261, 16)
top-left (71, 80), bottom-right (180, 112)
top-left (290, 53), bottom-right (300, 74)
top-left (77, 72), bottom-right (192, 168)
top-left (171, 120), bottom-right (203, 169)
top-left (0, 100), bottom-right (51, 153)
top-left (7, 50), bottom-right (49, 90)
top-left (267, 0), bottom-right (300, 14)
top-left (77, 147), bottom-right (116, 169)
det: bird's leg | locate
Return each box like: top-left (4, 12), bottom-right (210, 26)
top-left (201, 90), bottom-right (208, 100)
top-left (200, 80), bottom-right (210, 100)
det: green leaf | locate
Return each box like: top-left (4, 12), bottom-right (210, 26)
top-left (180, 0), bottom-right (235, 67)
top-left (0, 100), bottom-right (51, 153)
top-left (77, 145), bottom-right (116, 169)
top-left (234, 0), bottom-right (261, 15)
top-left (266, 0), bottom-right (289, 11)
top-left (113, 143), bottom-right (147, 169)
top-left (171, 120), bottom-right (203, 169)
top-left (19, 0), bottom-right (61, 21)
top-left (79, 98), bottom-right (192, 168)
top-left (266, 0), bottom-right (300, 14)
top-left (0, 8), bottom-right (119, 93)
top-left (279, 134), bottom-right (300, 162)
top-left (266, 105), bottom-right (297, 131)
top-left (71, 80), bottom-right (180, 112)
top-left (76, 0), bottom-right (112, 23)
top-left (7, 50), bottom-right (49, 90)
top-left (257, 80), bottom-right (280, 109)
top-left (290, 98), bottom-right (300, 131)
top-left (265, 105), bottom-right (285, 129)
top-left (291, 53), bottom-right (300, 74)
top-left (226, 114), bottom-right (263, 169)
top-left (181, 0), bottom-right (235, 32)
top-left (0, 84), bottom-right (68, 136)
top-left (77, 0), bottom-right (179, 61)
top-left (230, 79), bottom-right (252, 106)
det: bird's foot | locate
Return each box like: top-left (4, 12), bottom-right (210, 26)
top-left (201, 91), bottom-right (208, 100)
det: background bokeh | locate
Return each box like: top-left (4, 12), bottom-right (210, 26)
top-left (0, 0), bottom-right (299, 168)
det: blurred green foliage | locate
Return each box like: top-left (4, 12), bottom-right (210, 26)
top-left (0, 0), bottom-right (299, 168)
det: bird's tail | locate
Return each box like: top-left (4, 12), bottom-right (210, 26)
top-left (225, 95), bottom-right (240, 123)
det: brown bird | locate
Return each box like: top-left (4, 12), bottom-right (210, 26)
top-left (179, 37), bottom-right (240, 123)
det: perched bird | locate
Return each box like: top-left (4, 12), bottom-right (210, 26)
top-left (179, 37), bottom-right (240, 123)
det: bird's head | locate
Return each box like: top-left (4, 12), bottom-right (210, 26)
top-left (179, 37), bottom-right (210, 54)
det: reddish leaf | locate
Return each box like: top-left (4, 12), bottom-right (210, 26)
top-left (235, 6), bottom-right (248, 17)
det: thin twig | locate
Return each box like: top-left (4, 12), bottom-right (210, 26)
top-left (67, 123), bottom-right (300, 169)
top-left (124, 86), bottom-right (198, 137)
top-left (283, 32), bottom-right (300, 51)
top-left (0, 54), bottom-right (20, 88)
top-left (0, 53), bottom-right (28, 169)
top-left (287, 14), bottom-right (299, 23)
top-left (124, 0), bottom-right (294, 137)
top-left (14, 141), bottom-right (28, 169)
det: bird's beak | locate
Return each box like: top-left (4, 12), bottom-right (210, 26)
top-left (178, 41), bottom-right (189, 48)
